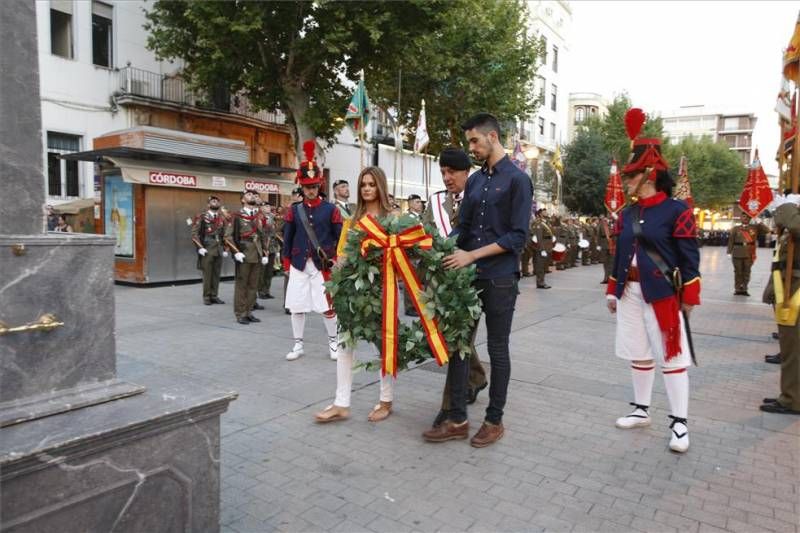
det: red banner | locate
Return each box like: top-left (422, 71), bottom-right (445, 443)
top-left (604, 159), bottom-right (624, 214)
top-left (738, 153), bottom-right (774, 218)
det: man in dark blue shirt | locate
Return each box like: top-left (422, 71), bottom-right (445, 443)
top-left (423, 113), bottom-right (532, 448)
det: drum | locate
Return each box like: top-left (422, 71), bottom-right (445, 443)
top-left (552, 242), bottom-right (567, 262)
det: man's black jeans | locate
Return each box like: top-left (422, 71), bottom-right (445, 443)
top-left (448, 275), bottom-right (519, 424)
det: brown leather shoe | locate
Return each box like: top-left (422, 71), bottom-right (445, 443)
top-left (422, 420), bottom-right (469, 442)
top-left (470, 421), bottom-right (504, 448)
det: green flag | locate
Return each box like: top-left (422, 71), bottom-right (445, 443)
top-left (345, 79), bottom-right (370, 136)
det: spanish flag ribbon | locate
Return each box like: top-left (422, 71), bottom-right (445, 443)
top-left (356, 214), bottom-right (450, 377)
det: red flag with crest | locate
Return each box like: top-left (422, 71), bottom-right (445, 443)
top-left (604, 159), bottom-right (624, 213)
top-left (738, 150), bottom-right (774, 218)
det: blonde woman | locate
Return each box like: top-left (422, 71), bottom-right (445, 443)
top-left (315, 166), bottom-right (396, 423)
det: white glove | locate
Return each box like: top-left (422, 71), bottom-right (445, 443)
top-left (186, 217), bottom-right (193, 226)
top-left (198, 247), bottom-right (208, 256)
top-left (551, 236), bottom-right (557, 242)
top-left (222, 251), bottom-right (229, 258)
top-left (540, 250), bottom-right (547, 257)
top-left (261, 256), bottom-right (269, 265)
top-left (531, 235), bottom-right (538, 243)
top-left (787, 193), bottom-right (800, 206)
top-left (596, 246), bottom-right (601, 251)
top-left (234, 252), bottom-right (245, 263)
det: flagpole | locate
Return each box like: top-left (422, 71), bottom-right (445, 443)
top-left (783, 75), bottom-right (800, 308)
top-left (394, 69), bottom-right (402, 198)
top-left (359, 71), bottom-right (365, 170)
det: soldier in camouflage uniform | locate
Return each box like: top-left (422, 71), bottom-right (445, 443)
top-left (531, 209), bottom-right (554, 288)
top-left (225, 189), bottom-right (270, 324)
top-left (191, 195), bottom-right (226, 305)
top-left (258, 203), bottom-right (280, 300)
top-left (727, 212), bottom-right (770, 296)
top-left (597, 215), bottom-right (616, 284)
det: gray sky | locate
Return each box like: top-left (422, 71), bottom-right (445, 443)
top-left (565, 0), bottom-right (799, 175)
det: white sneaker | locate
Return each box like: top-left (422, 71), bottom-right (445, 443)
top-left (668, 416), bottom-right (689, 453)
top-left (328, 336), bottom-right (339, 361)
top-left (286, 341), bottom-right (304, 361)
top-left (615, 403), bottom-right (651, 429)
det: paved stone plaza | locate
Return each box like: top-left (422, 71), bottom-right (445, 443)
top-left (115, 246), bottom-right (798, 533)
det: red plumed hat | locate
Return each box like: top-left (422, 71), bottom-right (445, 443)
top-left (296, 140), bottom-right (323, 186)
top-left (621, 108), bottom-right (669, 179)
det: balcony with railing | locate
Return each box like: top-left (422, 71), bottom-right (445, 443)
top-left (116, 66), bottom-right (286, 126)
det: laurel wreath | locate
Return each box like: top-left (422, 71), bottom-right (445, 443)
top-left (325, 215), bottom-right (482, 372)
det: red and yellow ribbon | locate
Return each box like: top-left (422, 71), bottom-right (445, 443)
top-left (356, 214), bottom-right (449, 376)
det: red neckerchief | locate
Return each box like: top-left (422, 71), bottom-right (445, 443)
top-left (637, 191), bottom-right (667, 207)
top-left (304, 197), bottom-right (322, 208)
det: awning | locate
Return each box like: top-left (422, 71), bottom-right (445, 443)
top-left (106, 157), bottom-right (296, 195)
top-left (51, 197), bottom-right (96, 214)
top-left (60, 146), bottom-right (297, 195)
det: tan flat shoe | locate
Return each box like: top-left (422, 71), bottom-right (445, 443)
top-left (314, 405), bottom-right (350, 423)
top-left (367, 401), bottom-right (392, 422)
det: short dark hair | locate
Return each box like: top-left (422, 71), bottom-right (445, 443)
top-left (461, 113), bottom-right (502, 137)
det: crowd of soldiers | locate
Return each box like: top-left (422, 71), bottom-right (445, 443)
top-left (190, 191), bottom-right (290, 321)
top-left (520, 209), bottom-right (616, 289)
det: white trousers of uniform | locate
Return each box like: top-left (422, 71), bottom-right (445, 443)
top-left (333, 345), bottom-right (395, 408)
top-left (615, 281), bottom-right (691, 369)
top-left (285, 259), bottom-right (330, 314)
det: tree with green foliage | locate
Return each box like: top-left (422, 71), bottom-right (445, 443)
top-left (585, 93), bottom-right (664, 165)
top-left (562, 93), bottom-right (666, 214)
top-left (663, 136), bottom-right (748, 210)
top-left (145, 1), bottom-right (449, 154)
top-left (368, 0), bottom-right (542, 151)
top-left (144, 1), bottom-right (541, 159)
top-left (562, 127), bottom-right (609, 215)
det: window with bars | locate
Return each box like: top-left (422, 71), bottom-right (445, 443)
top-left (551, 84), bottom-right (558, 112)
top-left (47, 132), bottom-right (81, 198)
top-left (538, 117), bottom-right (545, 135)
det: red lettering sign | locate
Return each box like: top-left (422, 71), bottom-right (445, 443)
top-left (244, 180), bottom-right (280, 194)
top-left (149, 171), bottom-right (197, 187)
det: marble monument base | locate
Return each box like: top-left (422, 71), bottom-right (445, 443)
top-left (0, 372), bottom-right (237, 533)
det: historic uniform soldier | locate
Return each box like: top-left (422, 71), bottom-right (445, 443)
top-left (531, 209), bottom-right (554, 288)
top-left (607, 109), bottom-right (701, 452)
top-left (191, 195), bottom-right (226, 305)
top-left (224, 189), bottom-right (270, 324)
top-left (283, 141), bottom-right (343, 361)
top-left (258, 203), bottom-right (279, 300)
top-left (727, 212), bottom-right (768, 296)
top-left (422, 147), bottom-right (488, 429)
top-left (760, 197), bottom-right (800, 414)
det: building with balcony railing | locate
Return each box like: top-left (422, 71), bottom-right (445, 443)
top-left (36, 0), bottom-right (291, 210)
top-left (660, 105), bottom-right (757, 166)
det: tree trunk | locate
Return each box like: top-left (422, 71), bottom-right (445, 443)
top-left (283, 85), bottom-right (316, 166)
